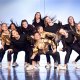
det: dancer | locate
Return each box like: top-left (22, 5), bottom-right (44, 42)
top-left (26, 32), bottom-right (61, 70)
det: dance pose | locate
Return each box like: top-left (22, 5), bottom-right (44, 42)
top-left (26, 32), bottom-right (60, 70)
top-left (7, 30), bottom-right (33, 69)
top-left (0, 23), bottom-right (11, 68)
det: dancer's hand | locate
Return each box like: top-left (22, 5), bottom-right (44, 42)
top-left (0, 45), bottom-right (4, 49)
top-left (31, 54), bottom-right (36, 59)
top-left (59, 48), bottom-right (63, 51)
top-left (52, 49), bottom-right (57, 53)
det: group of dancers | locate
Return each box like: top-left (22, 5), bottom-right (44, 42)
top-left (0, 12), bottom-right (80, 70)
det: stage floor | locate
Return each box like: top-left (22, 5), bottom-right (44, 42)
top-left (0, 62), bottom-right (80, 80)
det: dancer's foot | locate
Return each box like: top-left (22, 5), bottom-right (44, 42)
top-left (12, 62), bottom-right (19, 67)
top-left (45, 64), bottom-right (51, 69)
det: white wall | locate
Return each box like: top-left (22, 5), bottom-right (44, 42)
top-left (0, 0), bottom-right (80, 25)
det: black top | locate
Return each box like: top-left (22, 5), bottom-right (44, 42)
top-left (10, 34), bottom-right (32, 50)
top-left (63, 24), bottom-right (76, 32)
top-left (32, 19), bottom-right (45, 28)
top-left (61, 31), bottom-right (75, 51)
top-left (16, 27), bottom-right (21, 35)
top-left (74, 33), bottom-right (80, 46)
top-left (19, 24), bottom-right (35, 36)
top-left (44, 23), bottom-right (60, 33)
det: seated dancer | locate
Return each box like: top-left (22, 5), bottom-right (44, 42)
top-left (7, 30), bottom-right (33, 69)
top-left (26, 32), bottom-right (61, 70)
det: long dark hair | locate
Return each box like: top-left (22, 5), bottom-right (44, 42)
top-left (44, 16), bottom-right (56, 27)
top-left (33, 12), bottom-right (42, 22)
top-left (68, 16), bottom-right (75, 25)
top-left (21, 19), bottom-right (28, 27)
top-left (9, 23), bottom-right (17, 29)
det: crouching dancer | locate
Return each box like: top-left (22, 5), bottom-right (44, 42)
top-left (7, 30), bottom-right (33, 69)
top-left (0, 23), bottom-right (11, 68)
top-left (26, 32), bottom-right (61, 70)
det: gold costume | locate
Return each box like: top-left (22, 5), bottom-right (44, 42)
top-left (1, 31), bottom-right (11, 46)
top-left (76, 28), bottom-right (80, 36)
top-left (32, 31), bottom-right (57, 58)
top-left (40, 31), bottom-right (59, 46)
top-left (33, 38), bottom-right (56, 55)
top-left (40, 31), bottom-right (56, 39)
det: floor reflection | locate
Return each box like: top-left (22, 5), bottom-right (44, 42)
top-left (0, 67), bottom-right (80, 80)
top-left (25, 70), bottom-right (41, 80)
top-left (74, 69), bottom-right (80, 80)
top-left (0, 69), bottom-right (6, 80)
